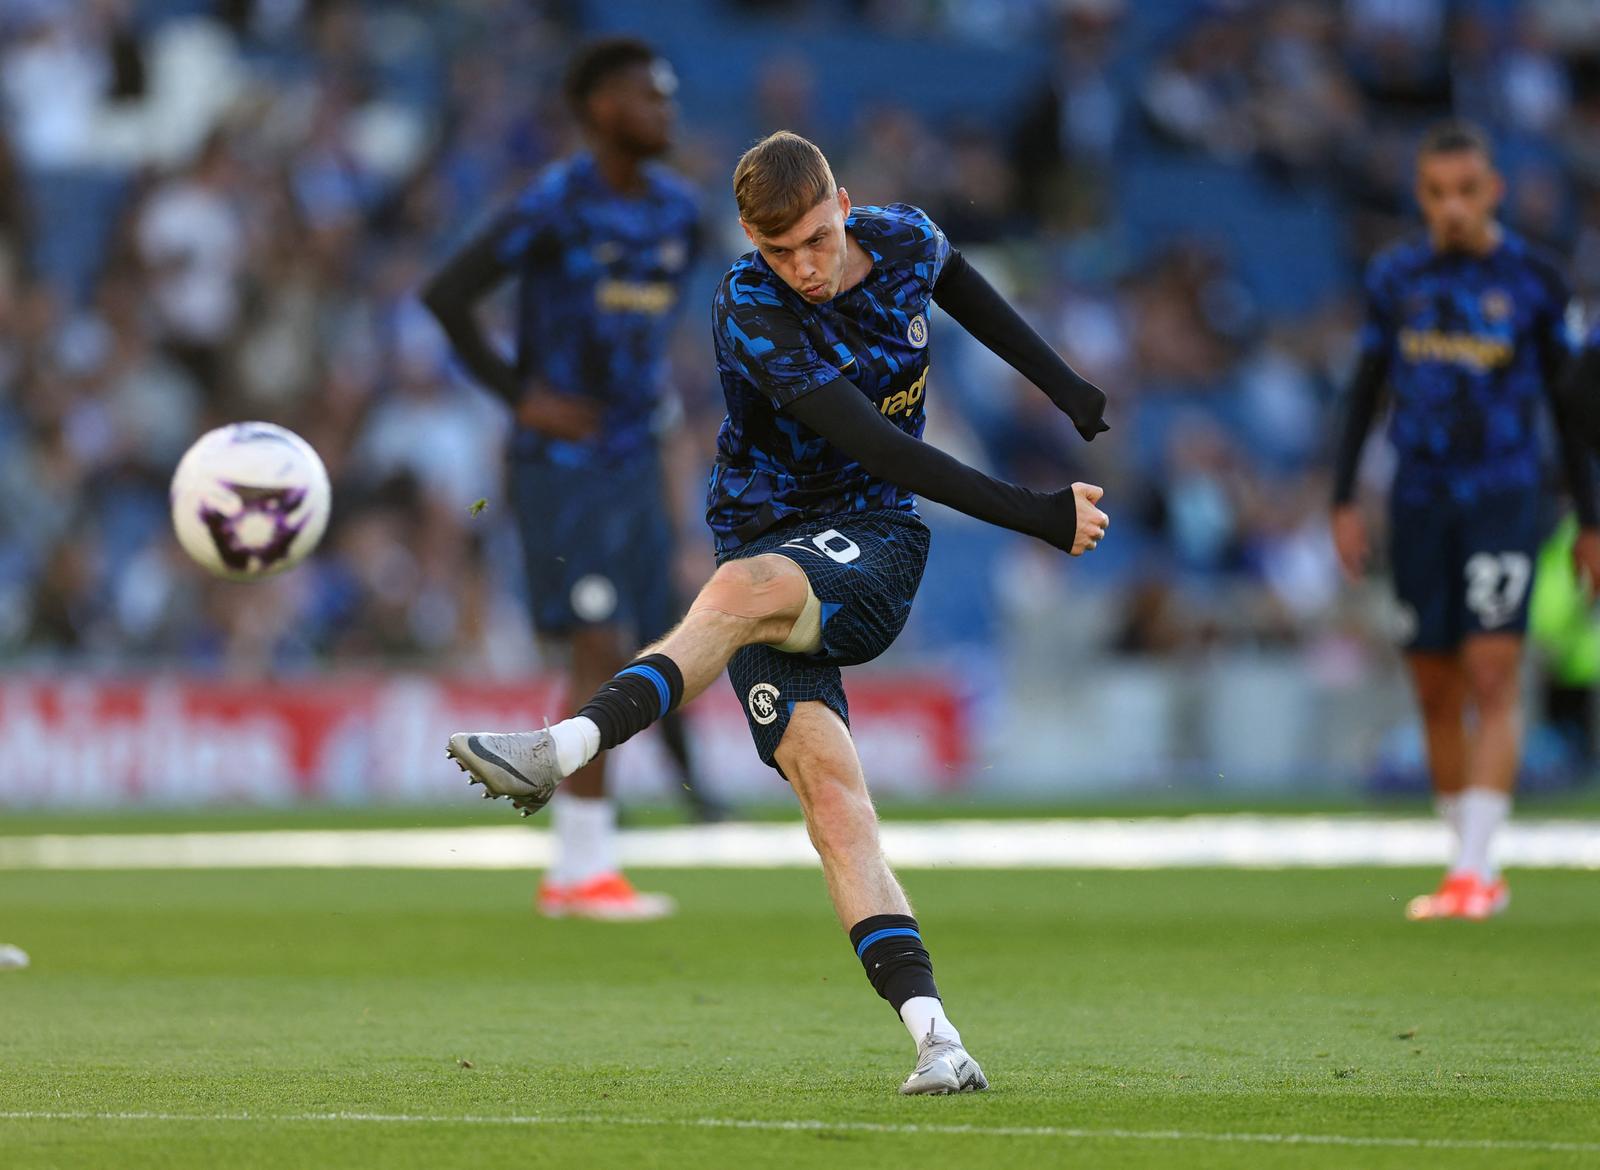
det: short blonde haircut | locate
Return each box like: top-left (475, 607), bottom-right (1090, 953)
top-left (732, 131), bottom-right (836, 238)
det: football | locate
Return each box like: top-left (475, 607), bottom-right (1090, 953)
top-left (169, 422), bottom-right (331, 581)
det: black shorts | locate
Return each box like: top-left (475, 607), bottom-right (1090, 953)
top-left (507, 452), bottom-right (678, 641)
top-left (1389, 488), bottom-right (1542, 652)
top-left (718, 510), bottom-right (930, 769)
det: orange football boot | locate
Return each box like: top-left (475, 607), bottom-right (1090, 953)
top-left (1457, 875), bottom-right (1510, 920)
top-left (1405, 872), bottom-right (1476, 921)
top-left (536, 872), bottom-right (676, 921)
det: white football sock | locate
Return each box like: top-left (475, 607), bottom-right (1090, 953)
top-left (1434, 793), bottom-right (1463, 849)
top-left (550, 795), bottom-right (617, 886)
top-left (899, 996), bottom-right (960, 1048)
top-left (1454, 788), bottom-right (1510, 882)
top-left (549, 716), bottom-right (601, 777)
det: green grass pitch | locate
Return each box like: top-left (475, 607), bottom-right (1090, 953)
top-left (2, 864), bottom-right (1596, 1169)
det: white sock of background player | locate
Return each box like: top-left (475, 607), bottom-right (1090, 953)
top-left (1434, 792), bottom-right (1463, 851)
top-left (549, 793), bottom-right (617, 886)
top-left (1454, 789), bottom-right (1510, 882)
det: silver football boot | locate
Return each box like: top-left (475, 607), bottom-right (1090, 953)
top-left (899, 1025), bottom-right (989, 1096)
top-left (445, 731), bottom-right (563, 816)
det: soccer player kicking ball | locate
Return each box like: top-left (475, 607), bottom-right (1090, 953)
top-left (447, 131), bottom-right (1110, 1094)
top-left (423, 39), bottom-right (718, 922)
top-left (1331, 121), bottom-right (1600, 921)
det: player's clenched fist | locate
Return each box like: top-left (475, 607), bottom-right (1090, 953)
top-left (1071, 482), bottom-right (1108, 556)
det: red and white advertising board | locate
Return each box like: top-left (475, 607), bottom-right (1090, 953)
top-left (0, 674), bottom-right (969, 808)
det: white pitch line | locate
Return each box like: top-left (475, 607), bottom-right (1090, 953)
top-left (1, 816), bottom-right (1599, 870)
top-left (0, 1110), bottom-right (1595, 1153)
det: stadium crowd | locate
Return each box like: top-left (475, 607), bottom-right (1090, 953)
top-left (2, 0), bottom-right (1599, 674)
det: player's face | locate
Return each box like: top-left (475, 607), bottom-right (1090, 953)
top-left (744, 189), bottom-right (852, 304)
top-left (591, 61), bottom-right (677, 157)
top-left (1416, 149), bottom-right (1503, 253)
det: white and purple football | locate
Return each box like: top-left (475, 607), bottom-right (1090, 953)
top-left (169, 422), bottom-right (331, 581)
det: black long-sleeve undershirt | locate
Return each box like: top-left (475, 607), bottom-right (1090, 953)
top-left (1538, 336), bottom-right (1599, 528)
top-left (774, 246), bottom-right (1115, 551)
top-left (1550, 403), bottom-right (1598, 527)
top-left (418, 216), bottom-right (530, 408)
top-left (1330, 350), bottom-right (1390, 506)
top-left (1555, 345), bottom-right (1600, 459)
top-left (932, 249), bottom-right (1109, 440)
top-left (786, 378), bottom-right (1080, 552)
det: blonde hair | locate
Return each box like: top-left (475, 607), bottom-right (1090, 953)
top-left (732, 131), bottom-right (836, 237)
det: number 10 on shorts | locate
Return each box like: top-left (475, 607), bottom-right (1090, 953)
top-left (781, 529), bottom-right (862, 565)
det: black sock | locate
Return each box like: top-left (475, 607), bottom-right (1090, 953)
top-left (577, 654), bottom-right (685, 751)
top-left (849, 914), bottom-right (940, 1014)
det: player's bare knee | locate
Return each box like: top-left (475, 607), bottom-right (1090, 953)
top-left (796, 776), bottom-right (878, 858)
top-left (794, 770), bottom-right (872, 823)
top-left (1465, 661), bottom-right (1519, 713)
top-left (790, 773), bottom-right (878, 852)
top-left (1415, 681), bottom-right (1464, 724)
top-left (1462, 638), bottom-right (1521, 712)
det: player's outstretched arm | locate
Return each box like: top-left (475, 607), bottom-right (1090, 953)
top-left (786, 378), bottom-right (1107, 555)
top-left (931, 250), bottom-right (1108, 441)
top-left (419, 223), bottom-right (525, 407)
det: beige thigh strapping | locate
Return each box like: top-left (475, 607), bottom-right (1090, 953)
top-left (772, 581), bottom-right (823, 654)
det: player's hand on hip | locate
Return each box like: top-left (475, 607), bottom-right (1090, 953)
top-left (1070, 482), bottom-right (1109, 556)
top-left (1573, 527), bottom-right (1600, 596)
top-left (516, 388), bottom-right (602, 441)
top-left (1331, 505), bottom-right (1368, 582)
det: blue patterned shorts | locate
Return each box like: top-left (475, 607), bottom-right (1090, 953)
top-left (718, 510), bottom-right (930, 769)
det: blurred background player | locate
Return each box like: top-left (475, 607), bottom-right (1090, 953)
top-left (1330, 120), bottom-right (1600, 921)
top-left (422, 38), bottom-right (711, 922)
top-left (447, 130), bottom-right (1111, 1094)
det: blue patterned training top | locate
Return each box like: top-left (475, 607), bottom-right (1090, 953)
top-left (1359, 230), bottom-right (1573, 505)
top-left (707, 202), bottom-right (951, 552)
top-left (491, 151), bottom-right (701, 466)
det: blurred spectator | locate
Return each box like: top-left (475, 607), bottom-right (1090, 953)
top-left (1343, 0), bottom-right (1453, 118)
top-left (135, 133), bottom-right (247, 392)
top-left (1010, 0), bottom-right (1124, 227)
top-left (1141, 10), bottom-right (1259, 163)
top-left (0, 4), bottom-right (108, 172)
top-left (752, 53), bottom-right (820, 142)
top-left (1126, 243), bottom-right (1252, 387)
